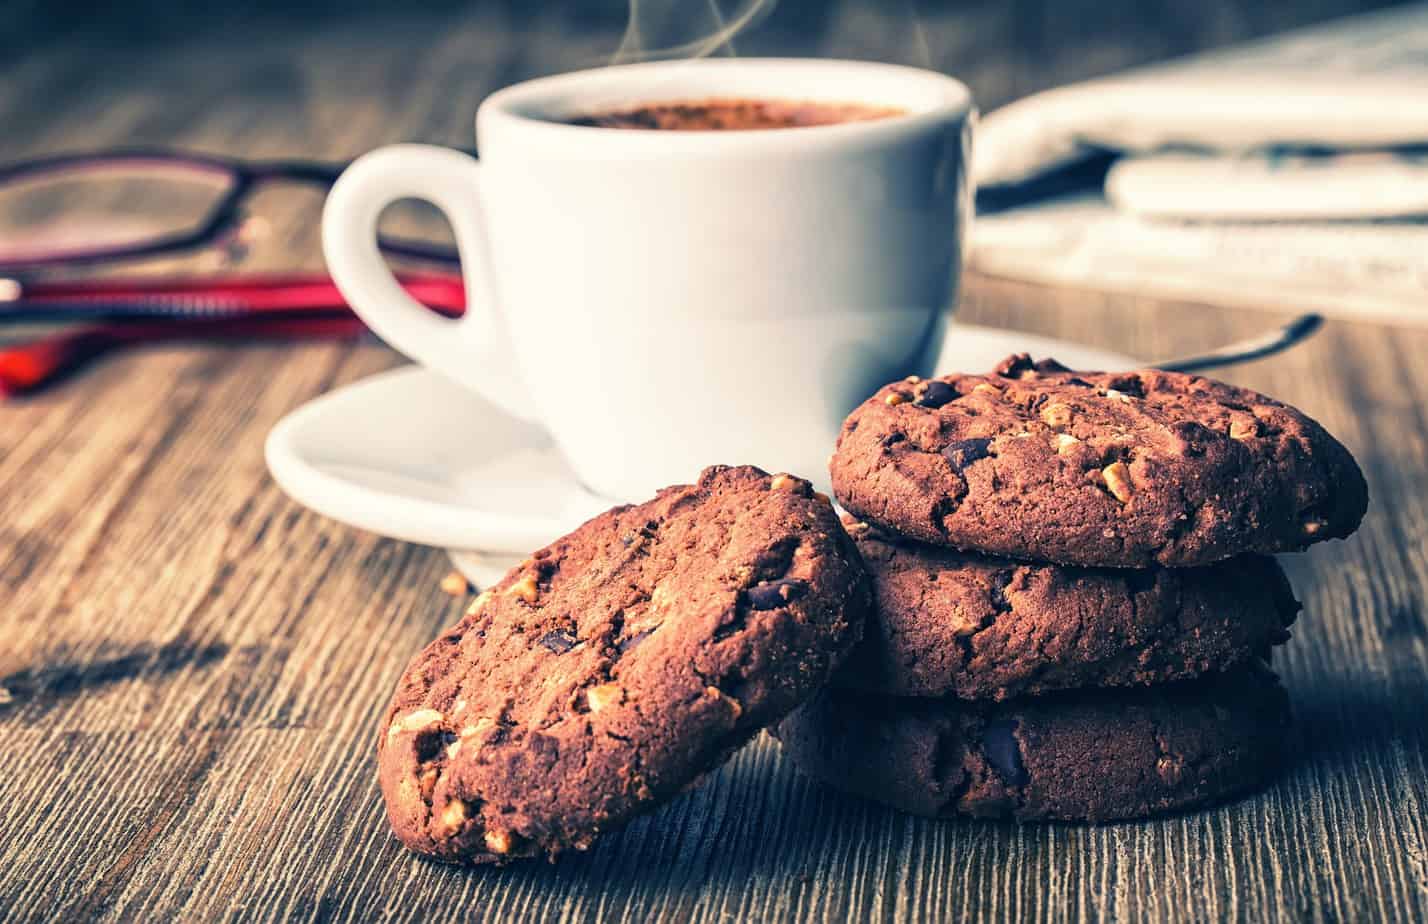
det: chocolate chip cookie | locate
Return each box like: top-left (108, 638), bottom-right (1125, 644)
top-left (838, 521), bottom-right (1298, 700)
top-left (378, 466), bottom-right (870, 864)
top-left (775, 665), bottom-right (1291, 822)
top-left (830, 355), bottom-right (1368, 567)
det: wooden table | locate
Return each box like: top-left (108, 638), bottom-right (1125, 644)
top-left (3, 2), bottom-right (1424, 920)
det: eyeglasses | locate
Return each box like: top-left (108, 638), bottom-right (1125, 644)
top-left (0, 149), bottom-right (468, 271)
top-left (0, 148), bottom-right (470, 397)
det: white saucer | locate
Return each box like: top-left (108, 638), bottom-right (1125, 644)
top-left (266, 324), bottom-right (1135, 586)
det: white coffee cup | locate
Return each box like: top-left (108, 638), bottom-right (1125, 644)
top-left (322, 58), bottom-right (973, 502)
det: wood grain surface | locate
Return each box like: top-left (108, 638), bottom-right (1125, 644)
top-left (1, 1), bottom-right (1424, 921)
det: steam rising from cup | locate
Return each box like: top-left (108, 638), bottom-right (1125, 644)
top-left (611, 0), bottom-right (776, 64)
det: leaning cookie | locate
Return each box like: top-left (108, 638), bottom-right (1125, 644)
top-left (837, 520), bottom-right (1298, 700)
top-left (774, 666), bottom-right (1291, 822)
top-left (830, 354), bottom-right (1368, 568)
top-left (378, 465), bottom-right (870, 864)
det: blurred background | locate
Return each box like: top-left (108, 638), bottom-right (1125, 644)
top-left (7, 1), bottom-right (1408, 111)
top-left (4, 0), bottom-right (1406, 152)
top-left (0, 0), bottom-right (1408, 272)
top-left (0, 0), bottom-right (1420, 397)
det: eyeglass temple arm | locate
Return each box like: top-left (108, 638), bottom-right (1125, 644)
top-left (246, 149), bottom-right (478, 183)
top-left (0, 315), bottom-right (367, 397)
top-left (1, 272), bottom-right (466, 315)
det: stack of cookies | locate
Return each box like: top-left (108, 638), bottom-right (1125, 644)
top-left (372, 356), bottom-right (1367, 866)
top-left (775, 354), bottom-right (1368, 821)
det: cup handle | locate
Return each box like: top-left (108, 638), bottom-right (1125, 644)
top-left (322, 144), bottom-right (532, 420)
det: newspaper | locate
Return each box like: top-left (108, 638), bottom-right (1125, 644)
top-left (970, 3), bottom-right (1428, 324)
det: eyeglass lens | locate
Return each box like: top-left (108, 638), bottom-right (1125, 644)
top-left (0, 156), bottom-right (462, 269)
top-left (0, 160), bottom-right (238, 265)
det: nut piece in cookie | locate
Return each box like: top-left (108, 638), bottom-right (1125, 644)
top-left (376, 465), bottom-right (871, 864)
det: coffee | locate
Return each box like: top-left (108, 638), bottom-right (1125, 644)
top-left (566, 98), bottom-right (905, 131)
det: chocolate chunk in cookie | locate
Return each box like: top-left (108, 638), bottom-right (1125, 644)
top-left (830, 354), bottom-right (1368, 567)
top-left (774, 665), bottom-right (1292, 822)
top-left (837, 520), bottom-right (1298, 700)
top-left (378, 465), bottom-right (870, 864)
